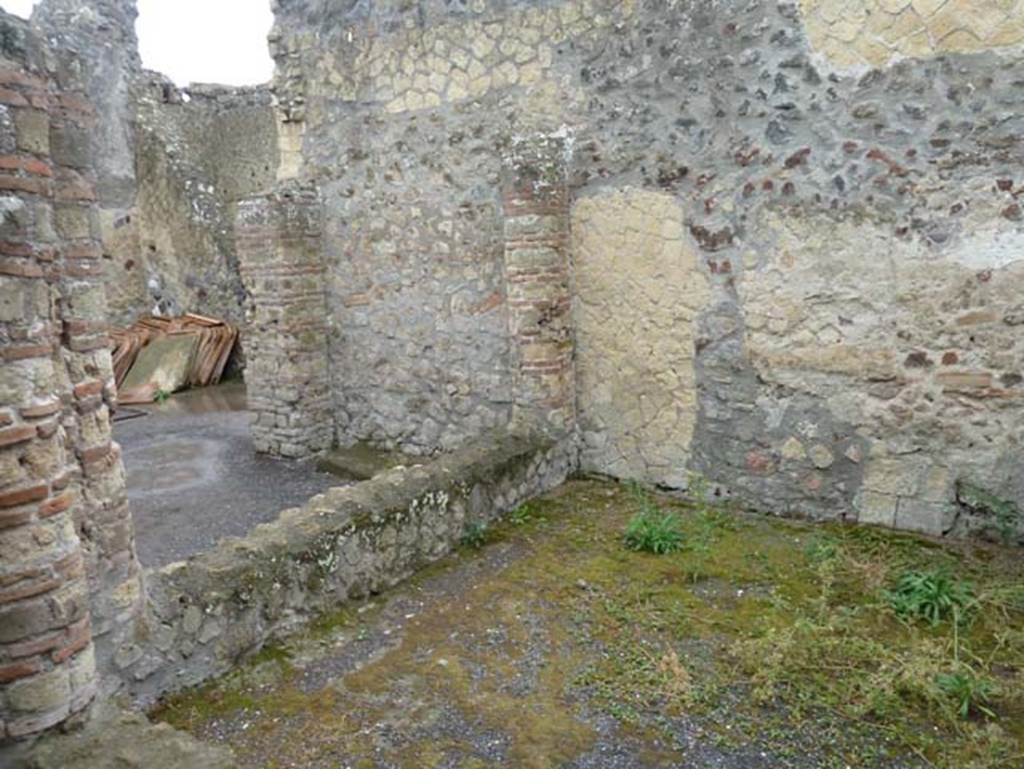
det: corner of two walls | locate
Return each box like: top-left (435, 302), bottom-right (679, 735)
top-left (263, 0), bottom-right (1023, 543)
top-left (124, 78), bottom-right (278, 326)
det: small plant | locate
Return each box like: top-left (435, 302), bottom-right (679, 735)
top-left (884, 570), bottom-right (974, 627)
top-left (508, 503), bottom-right (534, 526)
top-left (937, 669), bottom-right (996, 719)
top-left (683, 473), bottom-right (732, 581)
top-left (624, 483), bottom-right (684, 555)
top-left (625, 509), bottom-right (685, 555)
top-left (460, 521), bottom-right (488, 549)
top-left (685, 512), bottom-right (719, 582)
top-left (153, 388), bottom-right (171, 404)
top-left (804, 538), bottom-right (839, 564)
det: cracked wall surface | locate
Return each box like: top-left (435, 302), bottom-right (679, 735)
top-left (573, 189), bottom-right (709, 489)
top-left (799, 0), bottom-right (1024, 71)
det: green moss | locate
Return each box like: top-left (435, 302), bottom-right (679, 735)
top-left (248, 642), bottom-right (295, 668)
top-left (308, 605), bottom-right (357, 637)
top-left (153, 480), bottom-right (1024, 769)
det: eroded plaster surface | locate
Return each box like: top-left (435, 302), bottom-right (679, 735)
top-left (741, 208), bottom-right (1024, 534)
top-left (573, 189), bottom-right (709, 488)
top-left (799, 0), bottom-right (1024, 71)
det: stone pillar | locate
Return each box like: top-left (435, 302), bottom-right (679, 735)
top-left (501, 135), bottom-right (575, 433)
top-left (236, 184), bottom-right (332, 458)
top-left (49, 62), bottom-right (143, 688)
top-left (0, 46), bottom-right (98, 743)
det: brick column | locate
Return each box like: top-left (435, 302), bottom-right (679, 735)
top-left (49, 70), bottom-right (143, 686)
top-left (0, 60), bottom-right (98, 743)
top-left (501, 136), bottom-right (575, 433)
top-left (236, 184), bottom-right (332, 458)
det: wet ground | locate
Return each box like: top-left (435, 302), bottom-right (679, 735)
top-left (153, 481), bottom-right (1024, 769)
top-left (115, 382), bottom-right (339, 568)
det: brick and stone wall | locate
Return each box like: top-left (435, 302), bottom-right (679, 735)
top-left (0, 9), bottom-right (141, 744)
top-left (236, 184), bottom-right (332, 458)
top-left (501, 135), bottom-right (575, 433)
top-left (3, 0), bottom-right (1024, 749)
top-left (269, 0), bottom-right (1024, 541)
top-left (32, 0), bottom-right (279, 328)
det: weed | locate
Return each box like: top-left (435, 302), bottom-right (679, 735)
top-left (460, 521), bottom-right (488, 549)
top-left (687, 472), bottom-right (712, 508)
top-left (656, 648), bottom-right (693, 703)
top-left (508, 503), bottom-right (534, 526)
top-left (804, 538), bottom-right (840, 564)
top-left (884, 570), bottom-right (974, 627)
top-left (937, 669), bottom-right (996, 719)
top-left (679, 473), bottom-right (735, 579)
top-left (624, 484), bottom-right (684, 555)
top-left (153, 388), bottom-right (171, 404)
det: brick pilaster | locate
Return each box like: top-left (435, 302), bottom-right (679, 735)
top-left (49, 73), bottom-right (143, 683)
top-left (236, 184), bottom-right (332, 458)
top-left (0, 58), bottom-right (98, 743)
top-left (501, 136), bottom-right (575, 433)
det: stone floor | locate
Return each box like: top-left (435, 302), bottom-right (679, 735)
top-left (115, 381), bottom-right (340, 568)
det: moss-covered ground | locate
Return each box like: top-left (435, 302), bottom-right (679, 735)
top-left (151, 480), bottom-right (1024, 768)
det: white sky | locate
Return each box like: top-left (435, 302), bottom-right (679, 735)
top-left (0, 0), bottom-right (274, 86)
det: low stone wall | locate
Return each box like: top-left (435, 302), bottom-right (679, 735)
top-left (110, 428), bottom-right (575, 704)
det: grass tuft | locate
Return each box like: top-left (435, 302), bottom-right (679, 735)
top-left (937, 669), bottom-right (996, 719)
top-left (624, 483), bottom-right (684, 554)
top-left (884, 570), bottom-right (975, 627)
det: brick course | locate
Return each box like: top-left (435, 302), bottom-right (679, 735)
top-left (501, 136), bottom-right (575, 434)
top-left (0, 9), bottom-right (141, 745)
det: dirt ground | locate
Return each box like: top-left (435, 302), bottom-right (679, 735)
top-left (152, 480), bottom-right (1024, 769)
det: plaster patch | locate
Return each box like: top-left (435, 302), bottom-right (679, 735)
top-left (572, 189), bottom-right (710, 488)
top-left (798, 0), bottom-right (1024, 72)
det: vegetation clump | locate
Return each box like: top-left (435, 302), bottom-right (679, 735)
top-left (623, 483), bottom-right (685, 554)
top-left (460, 520), bottom-right (488, 549)
top-left (884, 570), bottom-right (974, 626)
top-left (938, 670), bottom-right (996, 719)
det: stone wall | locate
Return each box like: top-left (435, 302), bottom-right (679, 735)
top-left (3, 0), bottom-right (1023, 749)
top-left (126, 76), bottom-right (278, 324)
top-left (32, 0), bottom-right (279, 327)
top-left (800, 0), bottom-right (1024, 72)
top-left (0, 9), bottom-right (142, 745)
top-left (110, 428), bottom-right (574, 704)
top-left (573, 189), bottom-right (711, 489)
top-left (270, 0), bottom-right (1024, 540)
